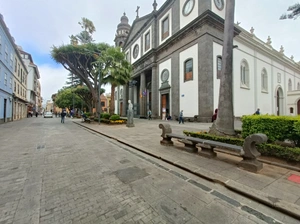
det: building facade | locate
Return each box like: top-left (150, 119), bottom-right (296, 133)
top-left (19, 48), bottom-right (40, 115)
top-left (36, 79), bottom-right (42, 113)
top-left (12, 45), bottom-right (29, 120)
top-left (114, 0), bottom-right (300, 120)
top-left (0, 14), bottom-right (14, 123)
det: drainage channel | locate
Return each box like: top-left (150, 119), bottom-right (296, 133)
top-left (76, 122), bottom-right (297, 222)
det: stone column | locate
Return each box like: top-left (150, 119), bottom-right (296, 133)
top-left (128, 85), bottom-right (133, 117)
top-left (139, 72), bottom-right (146, 117)
top-left (122, 85), bottom-right (128, 116)
top-left (151, 66), bottom-right (158, 118)
top-left (198, 35), bottom-right (214, 122)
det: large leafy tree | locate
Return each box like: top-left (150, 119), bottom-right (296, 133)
top-left (55, 88), bottom-right (82, 110)
top-left (70, 17), bottom-right (96, 45)
top-left (280, 3), bottom-right (300, 19)
top-left (210, 0), bottom-right (236, 136)
top-left (66, 73), bottom-right (83, 87)
top-left (101, 47), bottom-right (132, 114)
top-left (73, 85), bottom-right (105, 112)
top-left (51, 43), bottom-right (110, 114)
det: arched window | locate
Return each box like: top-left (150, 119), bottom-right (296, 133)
top-left (297, 82), bottom-right (300, 90)
top-left (184, 58), bottom-right (193, 82)
top-left (216, 55), bottom-right (222, 79)
top-left (288, 79), bottom-right (292, 91)
top-left (240, 60), bottom-right (249, 88)
top-left (261, 68), bottom-right (268, 92)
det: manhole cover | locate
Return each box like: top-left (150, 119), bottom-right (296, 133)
top-left (114, 166), bottom-right (149, 184)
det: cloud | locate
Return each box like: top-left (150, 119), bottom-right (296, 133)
top-left (39, 63), bottom-right (111, 104)
top-left (38, 64), bottom-right (69, 103)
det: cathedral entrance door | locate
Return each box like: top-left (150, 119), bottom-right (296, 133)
top-left (120, 102), bottom-right (123, 116)
top-left (297, 100), bottom-right (300, 115)
top-left (161, 94), bottom-right (169, 120)
top-left (276, 87), bottom-right (283, 115)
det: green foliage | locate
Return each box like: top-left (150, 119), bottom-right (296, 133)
top-left (109, 114), bottom-right (120, 121)
top-left (184, 131), bottom-right (244, 146)
top-left (84, 112), bottom-right (91, 117)
top-left (101, 113), bottom-right (110, 119)
top-left (293, 120), bottom-right (300, 135)
top-left (280, 3), bottom-right (300, 19)
top-left (183, 131), bottom-right (300, 162)
top-left (242, 115), bottom-right (300, 144)
top-left (54, 87), bottom-right (83, 109)
top-left (100, 46), bottom-right (133, 114)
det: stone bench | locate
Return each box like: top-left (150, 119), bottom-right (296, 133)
top-left (159, 123), bottom-right (268, 172)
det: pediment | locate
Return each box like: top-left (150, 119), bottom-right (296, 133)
top-left (124, 13), bottom-right (153, 49)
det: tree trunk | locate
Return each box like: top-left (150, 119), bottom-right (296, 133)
top-left (109, 85), bottom-right (116, 115)
top-left (210, 0), bottom-right (236, 136)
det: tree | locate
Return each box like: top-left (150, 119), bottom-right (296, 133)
top-left (210, 0), bottom-right (236, 136)
top-left (51, 43), bottom-right (110, 115)
top-left (73, 85), bottom-right (105, 112)
top-left (69, 18), bottom-right (96, 45)
top-left (100, 47), bottom-right (133, 114)
top-left (65, 73), bottom-right (84, 87)
top-left (77, 17), bottom-right (96, 44)
top-left (280, 3), bottom-right (300, 20)
top-left (55, 88), bottom-right (82, 110)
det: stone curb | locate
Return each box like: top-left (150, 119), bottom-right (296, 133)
top-left (74, 121), bottom-right (300, 220)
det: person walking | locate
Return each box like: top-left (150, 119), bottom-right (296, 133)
top-left (61, 109), bottom-right (67, 123)
top-left (179, 110), bottom-right (184, 124)
top-left (254, 108), bottom-right (260, 115)
top-left (148, 109), bottom-right (152, 120)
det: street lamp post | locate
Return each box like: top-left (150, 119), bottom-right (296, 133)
top-left (98, 68), bottom-right (101, 125)
top-left (72, 73), bottom-right (75, 118)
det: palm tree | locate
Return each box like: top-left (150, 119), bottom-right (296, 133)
top-left (210, 0), bottom-right (236, 136)
top-left (280, 3), bottom-right (300, 19)
top-left (100, 47), bottom-right (132, 114)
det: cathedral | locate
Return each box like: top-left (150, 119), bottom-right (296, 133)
top-left (113, 0), bottom-right (300, 121)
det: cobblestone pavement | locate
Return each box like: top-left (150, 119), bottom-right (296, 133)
top-left (0, 117), bottom-right (299, 224)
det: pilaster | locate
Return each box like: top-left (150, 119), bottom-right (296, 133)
top-left (139, 72), bottom-right (146, 116)
top-left (151, 65), bottom-right (158, 118)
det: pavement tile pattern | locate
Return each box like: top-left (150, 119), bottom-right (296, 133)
top-left (0, 117), bottom-right (299, 224)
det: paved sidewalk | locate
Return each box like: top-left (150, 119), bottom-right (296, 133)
top-left (74, 118), bottom-right (300, 220)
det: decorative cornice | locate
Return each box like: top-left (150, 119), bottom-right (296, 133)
top-left (132, 10), bottom-right (240, 70)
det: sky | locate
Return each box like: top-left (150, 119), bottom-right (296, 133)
top-left (1, 0), bottom-right (300, 104)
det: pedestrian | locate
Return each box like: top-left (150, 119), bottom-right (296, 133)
top-left (35, 112), bottom-right (38, 117)
top-left (179, 110), bottom-right (184, 124)
top-left (148, 109), bottom-right (152, 120)
top-left (254, 108), bottom-right (260, 115)
top-left (166, 114), bottom-right (172, 121)
top-left (211, 108), bottom-right (218, 122)
top-left (61, 109), bottom-right (67, 123)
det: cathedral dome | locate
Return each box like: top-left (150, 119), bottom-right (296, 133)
top-left (120, 12), bottom-right (129, 24)
top-left (117, 12), bottom-right (131, 30)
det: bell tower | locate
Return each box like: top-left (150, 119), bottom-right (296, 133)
top-left (114, 12), bottom-right (131, 48)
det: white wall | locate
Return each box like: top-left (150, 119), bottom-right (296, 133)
top-left (179, 0), bottom-right (198, 29)
top-left (143, 26), bottom-right (152, 55)
top-left (158, 58), bottom-right (172, 117)
top-left (159, 8), bottom-right (172, 46)
top-left (211, 0), bottom-right (226, 19)
top-left (179, 44), bottom-right (198, 117)
top-left (131, 37), bottom-right (142, 64)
